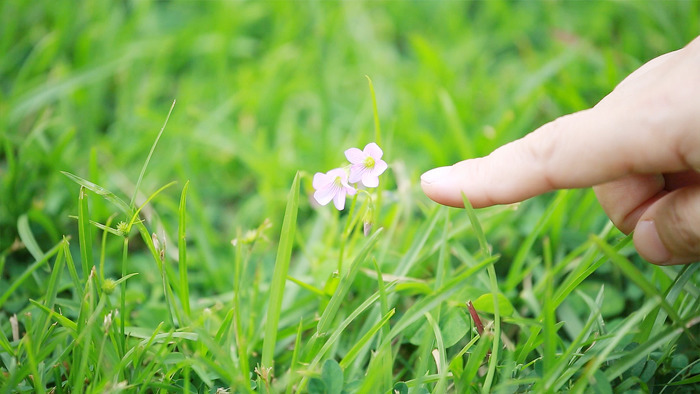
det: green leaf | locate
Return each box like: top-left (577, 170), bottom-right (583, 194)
top-left (322, 359), bottom-right (344, 394)
top-left (440, 308), bottom-right (469, 348)
top-left (309, 378), bottom-right (327, 394)
top-left (472, 292), bottom-right (514, 316)
top-left (393, 382), bottom-right (408, 394)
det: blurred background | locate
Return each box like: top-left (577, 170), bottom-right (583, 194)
top-left (2, 1), bottom-right (699, 303)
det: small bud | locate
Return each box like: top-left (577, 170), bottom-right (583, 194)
top-left (103, 278), bottom-right (117, 295)
top-left (116, 221), bottom-right (129, 237)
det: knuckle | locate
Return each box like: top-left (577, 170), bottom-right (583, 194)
top-left (520, 117), bottom-right (568, 187)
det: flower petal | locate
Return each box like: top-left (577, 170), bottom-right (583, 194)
top-left (348, 165), bottom-right (365, 183)
top-left (313, 172), bottom-right (332, 190)
top-left (345, 185), bottom-right (357, 195)
top-left (363, 142), bottom-right (383, 159)
top-left (371, 159), bottom-right (388, 177)
top-left (328, 167), bottom-right (349, 182)
top-left (333, 190), bottom-right (346, 210)
top-left (344, 148), bottom-right (365, 164)
top-left (313, 185), bottom-right (336, 206)
top-left (361, 173), bottom-right (379, 188)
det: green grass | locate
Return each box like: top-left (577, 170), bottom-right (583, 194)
top-left (2, 1), bottom-right (700, 392)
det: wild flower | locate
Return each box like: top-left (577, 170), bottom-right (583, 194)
top-left (312, 142), bottom-right (387, 210)
top-left (312, 168), bottom-right (357, 210)
top-left (345, 142), bottom-right (388, 188)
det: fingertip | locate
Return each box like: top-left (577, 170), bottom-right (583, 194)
top-left (421, 166), bottom-right (451, 185)
top-left (633, 220), bottom-right (672, 264)
top-left (420, 166), bottom-right (465, 208)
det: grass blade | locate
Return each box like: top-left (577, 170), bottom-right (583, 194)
top-left (131, 99), bottom-right (176, 208)
top-left (425, 312), bottom-right (448, 393)
top-left (365, 75), bottom-right (382, 146)
top-left (316, 228), bottom-right (384, 335)
top-left (590, 235), bottom-right (689, 337)
top-left (461, 193), bottom-right (500, 393)
top-left (61, 171), bottom-right (131, 215)
top-left (0, 240), bottom-right (62, 310)
top-left (384, 255), bottom-right (498, 343)
top-left (178, 180), bottom-right (191, 319)
top-left (261, 172), bottom-right (300, 370)
top-left (78, 186), bottom-right (93, 279)
top-left (504, 191), bottom-right (565, 291)
top-left (17, 214), bottom-right (43, 261)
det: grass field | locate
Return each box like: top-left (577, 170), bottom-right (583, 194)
top-left (1, 1), bottom-right (700, 392)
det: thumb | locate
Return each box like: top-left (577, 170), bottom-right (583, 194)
top-left (634, 186), bottom-right (700, 265)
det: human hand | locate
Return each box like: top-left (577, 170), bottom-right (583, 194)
top-left (421, 35), bottom-right (700, 265)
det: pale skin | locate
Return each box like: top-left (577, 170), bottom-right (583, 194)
top-left (421, 35), bottom-right (700, 265)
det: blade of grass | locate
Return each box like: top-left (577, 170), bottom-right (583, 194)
top-left (570, 299), bottom-right (660, 393)
top-left (553, 232), bottom-right (633, 308)
top-left (178, 180), bottom-right (191, 319)
top-left (604, 324), bottom-right (683, 382)
top-left (20, 326), bottom-right (44, 394)
top-left (384, 255), bottom-right (498, 343)
top-left (130, 99), bottom-right (176, 208)
top-left (78, 186), bottom-right (93, 280)
top-left (542, 237), bottom-right (556, 376)
top-left (461, 193), bottom-right (499, 393)
top-left (372, 258), bottom-right (390, 341)
top-left (126, 180), bottom-right (177, 232)
top-left (638, 263), bottom-right (699, 343)
top-left (17, 214), bottom-right (43, 261)
top-left (35, 239), bottom-right (66, 340)
top-left (339, 306), bottom-right (396, 369)
top-left (285, 319), bottom-right (305, 394)
top-left (99, 213), bottom-right (117, 282)
top-left (299, 293), bottom-right (396, 391)
top-left (0, 240), bottom-right (62, 310)
top-left (504, 190), bottom-right (566, 291)
top-left (365, 75), bottom-right (382, 146)
top-left (261, 172), bottom-right (300, 370)
top-left (425, 312), bottom-right (448, 393)
top-left (393, 206), bottom-right (443, 277)
top-left (233, 231), bottom-right (252, 390)
top-left (62, 237), bottom-right (84, 300)
top-left (590, 235), bottom-right (691, 340)
top-left (539, 288), bottom-right (604, 392)
top-left (61, 171), bottom-right (131, 215)
top-left (316, 228), bottom-right (383, 336)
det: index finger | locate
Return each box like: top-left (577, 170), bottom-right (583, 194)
top-left (420, 105), bottom-right (694, 208)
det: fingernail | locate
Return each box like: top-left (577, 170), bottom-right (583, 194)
top-left (634, 220), bottom-right (672, 264)
top-left (421, 166), bottom-right (451, 184)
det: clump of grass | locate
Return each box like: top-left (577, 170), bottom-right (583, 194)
top-left (3, 83), bottom-right (699, 394)
top-left (2, 2), bottom-right (700, 393)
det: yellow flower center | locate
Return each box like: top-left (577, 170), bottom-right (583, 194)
top-left (364, 156), bottom-right (375, 169)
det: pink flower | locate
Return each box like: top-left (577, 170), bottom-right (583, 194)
top-left (345, 142), bottom-right (388, 188)
top-left (312, 168), bottom-right (357, 210)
